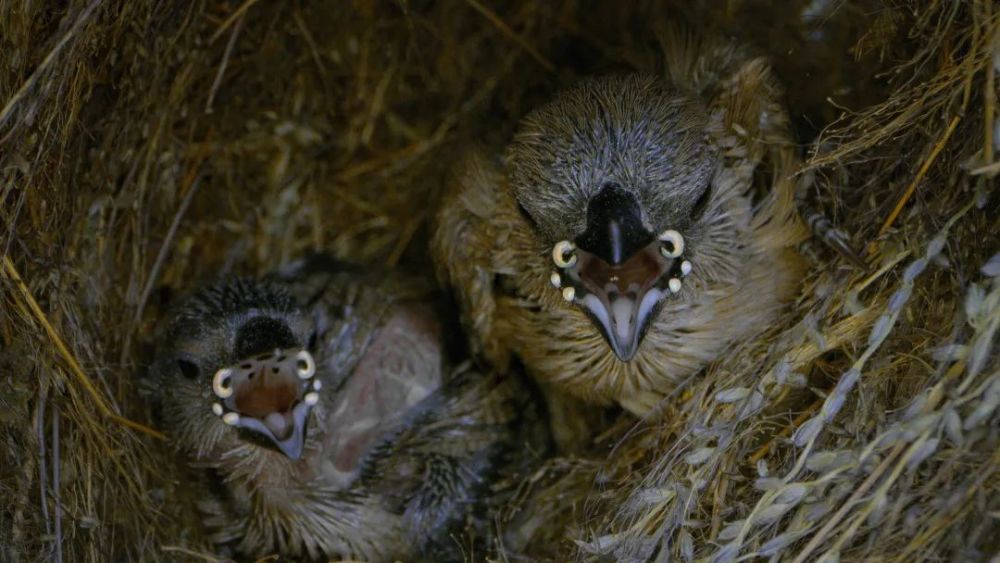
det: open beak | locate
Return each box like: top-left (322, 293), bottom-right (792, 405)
top-left (210, 348), bottom-right (319, 460)
top-left (550, 182), bottom-right (690, 361)
top-left (570, 241), bottom-right (679, 361)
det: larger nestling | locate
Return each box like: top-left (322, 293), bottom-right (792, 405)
top-left (433, 36), bottom-right (808, 416)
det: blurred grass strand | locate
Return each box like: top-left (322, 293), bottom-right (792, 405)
top-left (2, 256), bottom-right (166, 440)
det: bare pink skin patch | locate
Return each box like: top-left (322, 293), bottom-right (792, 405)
top-left (322, 303), bottom-right (443, 487)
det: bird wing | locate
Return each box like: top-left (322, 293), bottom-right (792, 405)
top-left (360, 364), bottom-right (542, 559)
top-left (432, 150), bottom-right (513, 370)
top-left (652, 28), bottom-right (811, 256)
top-left (659, 29), bottom-right (862, 266)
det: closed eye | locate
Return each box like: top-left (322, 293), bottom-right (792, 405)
top-left (516, 200), bottom-right (539, 229)
top-left (689, 183), bottom-right (712, 221)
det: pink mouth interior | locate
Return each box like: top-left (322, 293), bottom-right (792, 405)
top-left (577, 241), bottom-right (669, 297)
top-left (232, 363), bottom-right (300, 439)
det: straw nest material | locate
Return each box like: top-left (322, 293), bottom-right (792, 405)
top-left (1, 1), bottom-right (997, 561)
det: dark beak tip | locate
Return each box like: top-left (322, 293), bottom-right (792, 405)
top-left (274, 433), bottom-right (305, 460)
top-left (607, 335), bottom-right (639, 362)
top-left (614, 346), bottom-right (638, 362)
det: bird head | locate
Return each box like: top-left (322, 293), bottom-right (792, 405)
top-left (506, 74), bottom-right (717, 361)
top-left (150, 278), bottom-right (321, 460)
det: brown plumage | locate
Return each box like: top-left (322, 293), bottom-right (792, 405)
top-left (146, 256), bottom-right (547, 562)
top-left (432, 36), bottom-right (808, 417)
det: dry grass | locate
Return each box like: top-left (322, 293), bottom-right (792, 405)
top-left (1, 1), bottom-right (997, 561)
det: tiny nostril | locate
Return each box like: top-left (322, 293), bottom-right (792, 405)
top-left (241, 363), bottom-right (252, 370)
top-left (272, 367), bottom-right (280, 374)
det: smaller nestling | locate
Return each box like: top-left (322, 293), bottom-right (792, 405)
top-left (146, 256), bottom-right (547, 562)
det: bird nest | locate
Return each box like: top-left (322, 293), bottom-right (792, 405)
top-left (1, 1), bottom-right (997, 561)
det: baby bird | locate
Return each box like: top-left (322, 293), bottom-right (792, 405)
top-left (147, 256), bottom-right (545, 561)
top-left (433, 37), bottom-right (807, 417)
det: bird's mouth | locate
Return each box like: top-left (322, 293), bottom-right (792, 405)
top-left (210, 348), bottom-right (319, 460)
top-left (553, 240), bottom-right (690, 361)
top-left (546, 182), bottom-right (692, 362)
